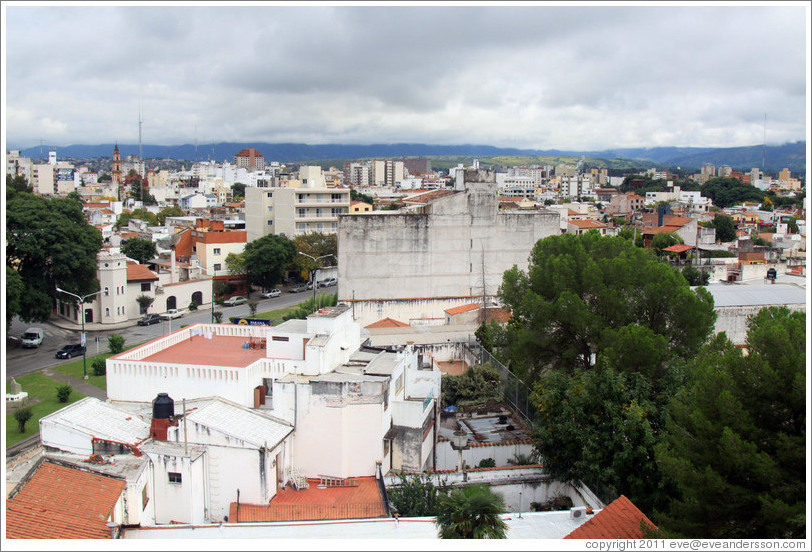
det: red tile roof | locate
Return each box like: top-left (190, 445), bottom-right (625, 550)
top-left (661, 244), bottom-right (694, 253)
top-left (126, 262), bottom-right (159, 282)
top-left (402, 189), bottom-right (455, 204)
top-left (6, 460), bottom-right (126, 539)
top-left (569, 219), bottom-right (607, 229)
top-left (444, 303), bottom-right (481, 316)
top-left (365, 317), bottom-right (410, 328)
top-left (565, 495), bottom-right (657, 539)
top-left (229, 476), bottom-right (385, 522)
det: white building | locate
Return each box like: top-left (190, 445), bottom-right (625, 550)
top-left (245, 185), bottom-right (351, 240)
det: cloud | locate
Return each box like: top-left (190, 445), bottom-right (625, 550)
top-left (3, 4), bottom-right (807, 150)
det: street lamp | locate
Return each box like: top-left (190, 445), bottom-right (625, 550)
top-left (297, 252), bottom-right (335, 310)
top-left (56, 286), bottom-right (102, 380)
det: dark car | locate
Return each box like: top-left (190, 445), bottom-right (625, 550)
top-left (55, 343), bottom-right (86, 359)
top-left (138, 313), bottom-right (163, 326)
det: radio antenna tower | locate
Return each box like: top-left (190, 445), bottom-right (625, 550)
top-left (138, 99), bottom-right (144, 178)
top-left (195, 123), bottom-right (198, 162)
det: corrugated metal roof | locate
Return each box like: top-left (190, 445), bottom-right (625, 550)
top-left (185, 399), bottom-right (292, 450)
top-left (41, 397), bottom-right (151, 448)
top-left (703, 283), bottom-right (806, 307)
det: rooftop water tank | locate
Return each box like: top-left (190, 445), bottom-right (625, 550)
top-left (152, 393), bottom-right (174, 419)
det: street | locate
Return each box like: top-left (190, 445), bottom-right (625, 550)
top-left (4, 288), bottom-right (323, 382)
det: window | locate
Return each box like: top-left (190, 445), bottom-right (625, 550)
top-left (104, 287), bottom-right (109, 296)
top-left (271, 336), bottom-right (289, 342)
top-left (266, 192), bottom-right (273, 198)
top-left (105, 308), bottom-right (110, 316)
top-left (141, 282), bottom-right (151, 292)
top-left (267, 220), bottom-right (273, 225)
top-left (213, 248), bottom-right (221, 255)
top-left (168, 472), bottom-right (182, 484)
top-left (214, 263), bottom-right (221, 271)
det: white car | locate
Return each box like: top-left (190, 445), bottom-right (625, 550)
top-left (223, 295), bottom-right (247, 306)
top-left (162, 309), bottom-right (185, 320)
top-left (319, 278), bottom-right (337, 288)
top-left (261, 289), bottom-right (281, 298)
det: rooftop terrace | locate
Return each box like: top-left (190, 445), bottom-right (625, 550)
top-left (143, 334), bottom-right (267, 368)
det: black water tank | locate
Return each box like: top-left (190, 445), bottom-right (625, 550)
top-left (152, 393), bottom-right (174, 419)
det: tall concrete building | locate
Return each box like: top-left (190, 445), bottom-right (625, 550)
top-left (246, 184), bottom-right (350, 240)
top-left (234, 148), bottom-right (265, 171)
top-left (337, 169), bottom-right (559, 326)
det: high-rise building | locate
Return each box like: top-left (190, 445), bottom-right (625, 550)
top-left (234, 148), bottom-right (265, 171)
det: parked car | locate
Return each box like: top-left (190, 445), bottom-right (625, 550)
top-left (261, 289), bottom-right (281, 298)
top-left (21, 327), bottom-right (44, 348)
top-left (289, 283), bottom-right (308, 293)
top-left (306, 281), bottom-right (314, 290)
top-left (161, 309), bottom-right (185, 320)
top-left (223, 295), bottom-right (247, 306)
top-left (319, 278), bottom-right (337, 288)
top-left (55, 343), bottom-right (85, 359)
top-left (137, 313), bottom-right (163, 326)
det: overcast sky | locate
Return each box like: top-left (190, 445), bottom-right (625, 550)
top-left (2, 3), bottom-right (809, 151)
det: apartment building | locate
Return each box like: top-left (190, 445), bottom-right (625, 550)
top-left (234, 147), bottom-right (265, 170)
top-left (245, 184), bottom-right (351, 240)
top-left (343, 159), bottom-right (404, 187)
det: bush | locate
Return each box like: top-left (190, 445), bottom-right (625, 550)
top-left (108, 334), bottom-right (125, 354)
top-left (92, 357), bottom-right (107, 376)
top-left (213, 311), bottom-right (223, 323)
top-left (56, 384), bottom-right (73, 403)
top-left (478, 458), bottom-right (496, 468)
top-left (441, 364), bottom-right (502, 408)
top-left (14, 403), bottom-right (33, 433)
top-left (282, 293), bottom-right (338, 321)
top-left (188, 301), bottom-right (198, 311)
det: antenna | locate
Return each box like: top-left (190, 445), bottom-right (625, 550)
top-left (195, 123), bottom-right (198, 162)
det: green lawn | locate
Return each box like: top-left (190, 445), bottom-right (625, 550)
top-left (51, 353), bottom-right (113, 391)
top-left (6, 373), bottom-right (86, 447)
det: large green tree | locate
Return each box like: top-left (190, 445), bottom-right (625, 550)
top-left (292, 232), bottom-right (337, 278)
top-left (243, 234), bottom-right (297, 291)
top-left (122, 237), bottom-right (158, 264)
top-left (115, 207), bottom-right (159, 229)
top-left (655, 307), bottom-right (806, 538)
top-left (156, 205), bottom-right (185, 224)
top-left (231, 182), bottom-right (247, 200)
top-left (709, 213), bottom-right (737, 243)
top-left (6, 266), bottom-right (24, 328)
top-left (498, 232), bottom-right (715, 380)
top-left (6, 189), bottom-right (103, 322)
top-left (701, 177), bottom-right (763, 209)
top-left (435, 484), bottom-right (507, 539)
top-left (6, 173), bottom-right (32, 193)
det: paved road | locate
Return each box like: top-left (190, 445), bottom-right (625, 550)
top-left (4, 286), bottom-right (331, 382)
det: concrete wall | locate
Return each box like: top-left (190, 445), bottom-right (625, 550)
top-left (435, 439), bottom-right (536, 471)
top-left (714, 303), bottom-right (805, 345)
top-left (147, 450), bottom-right (207, 525)
top-left (338, 179), bottom-right (558, 326)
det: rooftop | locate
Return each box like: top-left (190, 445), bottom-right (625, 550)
top-left (7, 460), bottom-right (126, 539)
top-left (565, 495), bottom-right (656, 539)
top-left (184, 399), bottom-right (293, 449)
top-left (126, 262), bottom-right (159, 282)
top-left (228, 476), bottom-right (385, 522)
top-left (40, 397), bottom-right (151, 449)
top-left (444, 302), bottom-right (481, 316)
top-left (365, 317), bottom-right (409, 329)
top-left (703, 283), bottom-right (806, 307)
top-left (143, 333), bottom-right (267, 368)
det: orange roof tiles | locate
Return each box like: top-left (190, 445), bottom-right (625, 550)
top-left (565, 495), bottom-right (657, 539)
top-left (126, 262), bottom-right (159, 282)
top-left (365, 317), bottom-right (410, 328)
top-left (569, 219), bottom-right (607, 229)
top-left (229, 477), bottom-right (385, 522)
top-left (444, 303), bottom-right (481, 316)
top-left (661, 244), bottom-right (694, 253)
top-left (402, 189), bottom-right (455, 204)
top-left (6, 460), bottom-right (126, 539)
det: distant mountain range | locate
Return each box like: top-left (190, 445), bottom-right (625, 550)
top-left (14, 140), bottom-right (806, 174)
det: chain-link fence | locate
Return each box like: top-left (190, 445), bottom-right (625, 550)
top-left (466, 337), bottom-right (535, 423)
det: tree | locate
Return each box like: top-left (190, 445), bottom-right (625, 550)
top-left (681, 265), bottom-right (709, 286)
top-left (243, 234), bottom-right (297, 291)
top-left (655, 307), bottom-right (806, 539)
top-left (231, 182), bottom-right (247, 200)
top-left (122, 238), bottom-right (158, 264)
top-left (66, 190), bottom-right (84, 203)
top-left (212, 311), bottom-right (223, 323)
top-left (115, 207), bottom-right (159, 229)
top-left (108, 334), bottom-right (125, 354)
top-left (6, 266), bottom-right (24, 329)
top-left (225, 252), bottom-right (247, 276)
top-left (497, 233), bottom-right (715, 380)
top-left (136, 294), bottom-right (155, 314)
top-left (435, 484), bottom-right (507, 539)
top-left (701, 177), bottom-right (763, 209)
top-left (6, 189), bottom-right (103, 322)
top-left (156, 205), bottom-right (185, 225)
top-left (126, 170), bottom-right (156, 204)
top-left (248, 301), bottom-right (258, 316)
top-left (388, 471), bottom-right (445, 517)
top-left (14, 403), bottom-right (33, 433)
top-left (7, 173), bottom-right (32, 193)
top-left (292, 232), bottom-right (337, 278)
top-left (441, 364), bottom-right (502, 408)
top-left (650, 232), bottom-right (683, 255)
top-left (710, 213), bottom-right (736, 243)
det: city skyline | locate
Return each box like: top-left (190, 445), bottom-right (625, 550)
top-left (3, 3), bottom-right (809, 151)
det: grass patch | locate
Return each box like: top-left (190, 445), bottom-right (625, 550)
top-left (51, 354), bottom-right (110, 391)
top-left (251, 304), bottom-right (304, 324)
top-left (6, 373), bottom-right (86, 448)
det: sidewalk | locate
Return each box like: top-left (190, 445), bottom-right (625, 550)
top-left (49, 316), bottom-right (136, 332)
top-left (40, 366), bottom-right (107, 401)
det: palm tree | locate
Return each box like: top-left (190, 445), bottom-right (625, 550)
top-left (435, 484), bottom-right (507, 539)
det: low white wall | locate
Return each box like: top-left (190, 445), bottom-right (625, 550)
top-left (435, 439), bottom-right (535, 470)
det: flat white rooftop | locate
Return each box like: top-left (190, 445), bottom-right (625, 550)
top-left (703, 283), bottom-right (807, 307)
top-left (123, 510), bottom-right (596, 541)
